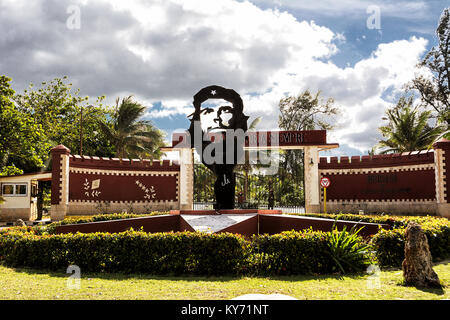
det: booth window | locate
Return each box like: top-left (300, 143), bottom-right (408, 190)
top-left (1, 183), bottom-right (28, 196)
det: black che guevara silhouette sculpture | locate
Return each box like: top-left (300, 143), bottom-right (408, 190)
top-left (188, 85), bottom-right (249, 210)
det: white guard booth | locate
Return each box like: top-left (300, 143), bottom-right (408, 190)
top-left (0, 172), bottom-right (52, 222)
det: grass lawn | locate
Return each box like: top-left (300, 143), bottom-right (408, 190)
top-left (0, 261), bottom-right (448, 300)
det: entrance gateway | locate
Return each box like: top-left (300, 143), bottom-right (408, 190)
top-left (164, 85), bottom-right (339, 213)
top-left (167, 129), bottom-right (338, 212)
top-left (1, 85), bottom-right (449, 223)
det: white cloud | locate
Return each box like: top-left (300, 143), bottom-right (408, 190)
top-left (240, 36), bottom-right (428, 152)
top-left (0, 0), bottom-right (430, 155)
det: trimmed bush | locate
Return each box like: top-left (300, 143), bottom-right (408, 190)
top-left (249, 230), bottom-right (333, 275)
top-left (249, 227), bottom-right (372, 275)
top-left (1, 213), bottom-right (448, 274)
top-left (295, 213), bottom-right (450, 268)
top-left (370, 228), bottom-right (406, 268)
top-left (295, 212), bottom-right (448, 229)
top-left (0, 226), bottom-right (373, 275)
top-left (0, 227), bottom-right (248, 275)
top-left (371, 221), bottom-right (450, 268)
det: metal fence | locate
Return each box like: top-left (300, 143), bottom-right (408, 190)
top-left (193, 202), bottom-right (304, 214)
top-left (193, 156), bottom-right (306, 212)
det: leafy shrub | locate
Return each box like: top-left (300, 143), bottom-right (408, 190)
top-left (294, 212), bottom-right (448, 229)
top-left (0, 228), bottom-right (248, 275)
top-left (326, 225), bottom-right (371, 274)
top-left (249, 229), bottom-right (333, 275)
top-left (370, 228), bottom-right (405, 267)
top-left (1, 213), bottom-right (448, 274)
top-left (299, 213), bottom-right (450, 268)
top-left (90, 212), bottom-right (169, 222)
top-left (248, 227), bottom-right (373, 275)
top-left (370, 219), bottom-right (450, 268)
top-left (0, 227), bottom-right (373, 276)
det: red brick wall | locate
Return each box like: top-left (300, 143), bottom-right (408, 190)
top-left (69, 155), bottom-right (179, 171)
top-left (319, 150), bottom-right (436, 201)
top-left (258, 215), bottom-right (387, 237)
top-left (321, 169), bottom-right (435, 201)
top-left (67, 154), bottom-right (180, 203)
top-left (319, 150), bottom-right (434, 169)
top-left (69, 172), bottom-right (178, 202)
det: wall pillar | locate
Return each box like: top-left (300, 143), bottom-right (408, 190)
top-left (179, 148), bottom-right (194, 210)
top-left (50, 145), bottom-right (70, 221)
top-left (433, 139), bottom-right (450, 218)
top-left (304, 146), bottom-right (320, 213)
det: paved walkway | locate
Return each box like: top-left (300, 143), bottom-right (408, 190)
top-left (181, 214), bottom-right (256, 233)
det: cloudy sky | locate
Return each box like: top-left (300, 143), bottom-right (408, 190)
top-left (1, 0), bottom-right (448, 157)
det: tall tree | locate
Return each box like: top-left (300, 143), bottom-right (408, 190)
top-left (278, 89), bottom-right (338, 206)
top-left (376, 96), bottom-right (445, 153)
top-left (0, 75), bottom-right (49, 172)
top-left (409, 8), bottom-right (450, 126)
top-left (279, 90), bottom-right (338, 131)
top-left (14, 76), bottom-right (114, 157)
top-left (98, 96), bottom-right (166, 159)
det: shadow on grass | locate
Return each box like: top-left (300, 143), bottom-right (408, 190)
top-left (2, 264), bottom-right (364, 283)
top-left (393, 261), bottom-right (449, 296)
top-left (3, 260), bottom-right (448, 287)
top-left (396, 281), bottom-right (446, 296)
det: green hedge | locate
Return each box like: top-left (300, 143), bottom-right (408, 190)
top-left (0, 228), bottom-right (248, 275)
top-left (249, 230), bottom-right (364, 275)
top-left (293, 212), bottom-right (446, 228)
top-left (294, 213), bottom-right (450, 268)
top-left (370, 220), bottom-right (450, 268)
top-left (1, 213), bottom-right (449, 274)
top-left (247, 230), bottom-right (334, 275)
top-left (0, 226), bottom-right (372, 276)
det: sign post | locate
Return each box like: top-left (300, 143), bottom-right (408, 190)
top-left (320, 177), bottom-right (331, 213)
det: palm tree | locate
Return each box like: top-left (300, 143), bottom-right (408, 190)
top-left (98, 96), bottom-right (165, 159)
top-left (376, 96), bottom-right (446, 154)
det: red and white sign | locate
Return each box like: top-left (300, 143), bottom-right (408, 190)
top-left (320, 177), bottom-right (331, 188)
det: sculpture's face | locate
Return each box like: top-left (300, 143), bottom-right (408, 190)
top-left (211, 105), bottom-right (234, 131)
top-left (190, 85), bottom-right (246, 132)
top-left (188, 85), bottom-right (248, 156)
